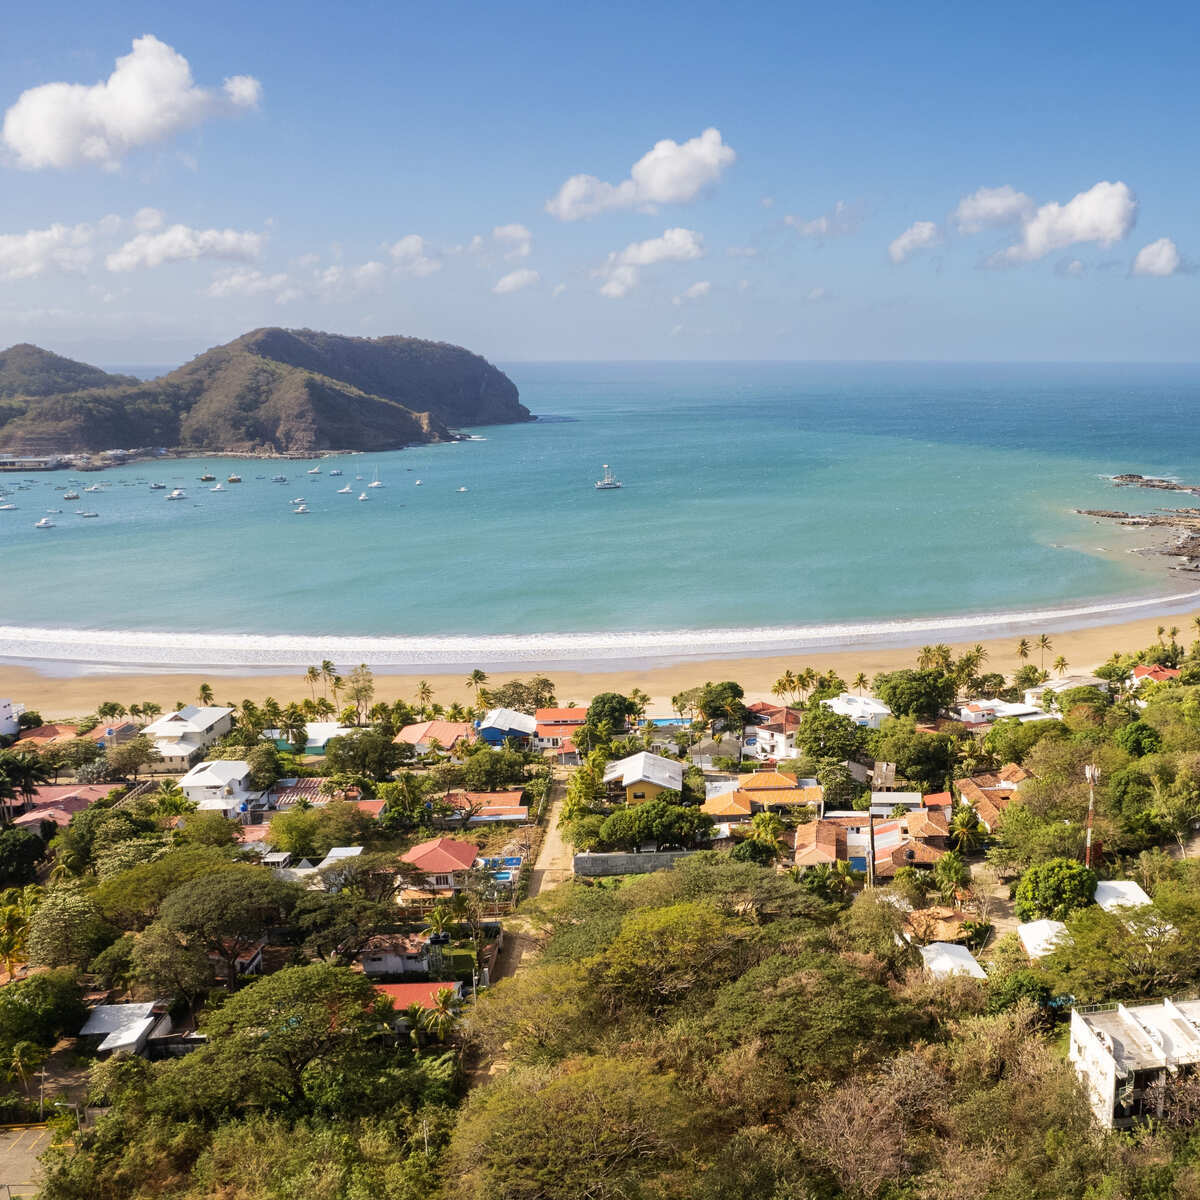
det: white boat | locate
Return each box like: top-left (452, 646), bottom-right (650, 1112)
top-left (84, 484), bottom-right (101, 492)
top-left (0, 503), bottom-right (16, 511)
top-left (34, 517), bottom-right (54, 528)
top-left (45, 508), bottom-right (62, 514)
top-left (210, 484), bottom-right (224, 492)
top-left (78, 511), bottom-right (99, 518)
top-left (594, 463), bottom-right (622, 490)
top-left (329, 469), bottom-right (343, 477)
top-left (307, 466), bottom-right (321, 474)
top-left (271, 474), bottom-right (288, 483)
top-left (149, 482), bottom-right (166, 490)
top-left (415, 479), bottom-right (422, 486)
top-left (457, 486), bottom-right (468, 493)
top-left (292, 504), bottom-right (309, 514)
top-left (290, 497), bottom-right (305, 505)
top-left (357, 492), bottom-right (369, 501)
top-left (64, 491), bottom-right (80, 500)
top-left (337, 485), bottom-right (352, 494)
top-left (166, 488), bottom-right (186, 500)
top-left (367, 468), bottom-right (383, 488)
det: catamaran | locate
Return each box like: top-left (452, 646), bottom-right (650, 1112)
top-left (594, 464), bottom-right (622, 490)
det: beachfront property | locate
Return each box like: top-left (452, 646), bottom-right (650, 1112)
top-left (394, 719), bottom-right (475, 756)
top-left (602, 751), bottom-right (684, 805)
top-left (142, 705), bottom-right (236, 770)
top-left (476, 707), bottom-right (537, 747)
top-left (744, 703), bottom-right (804, 760)
top-left (264, 721), bottom-right (353, 755)
top-left (1070, 998), bottom-right (1200, 1127)
top-left (1133, 664), bottom-right (1181, 686)
top-left (951, 698), bottom-right (1056, 726)
top-left (1024, 675), bottom-right (1109, 710)
top-left (533, 706), bottom-right (588, 751)
top-left (821, 692), bottom-right (893, 729)
top-left (0, 698), bottom-right (21, 739)
top-left (179, 759), bottom-right (260, 816)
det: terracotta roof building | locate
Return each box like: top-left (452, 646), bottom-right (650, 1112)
top-left (394, 720), bottom-right (474, 753)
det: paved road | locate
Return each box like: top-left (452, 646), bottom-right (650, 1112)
top-left (0, 1126), bottom-right (51, 1197)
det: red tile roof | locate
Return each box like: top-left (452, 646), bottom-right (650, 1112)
top-left (12, 807), bottom-right (74, 829)
top-left (922, 791), bottom-right (953, 808)
top-left (793, 820), bottom-right (844, 866)
top-left (355, 799), bottom-right (386, 819)
top-left (237, 824), bottom-right (271, 844)
top-left (402, 837), bottom-right (480, 873)
top-left (443, 790), bottom-right (527, 819)
top-left (1134, 664), bottom-right (1180, 681)
top-left (374, 981), bottom-right (462, 1010)
top-left (534, 707), bottom-right (588, 724)
top-left (393, 720), bottom-right (474, 748)
top-left (16, 723), bottom-right (80, 746)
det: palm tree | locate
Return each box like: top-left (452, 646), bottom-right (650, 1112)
top-left (141, 701), bottom-right (162, 722)
top-left (1052, 655), bottom-right (1069, 677)
top-left (153, 781), bottom-right (192, 818)
top-left (6, 1041), bottom-right (44, 1088)
top-left (1192, 615), bottom-right (1200, 643)
top-left (401, 1002), bottom-right (428, 1049)
top-left (0, 751), bottom-right (50, 812)
top-left (1036, 634), bottom-right (1052, 670)
top-left (466, 669), bottom-right (488, 703)
top-left (750, 811), bottom-right (784, 853)
top-left (304, 666), bottom-right (321, 701)
top-left (198, 682), bottom-right (215, 706)
top-left (772, 670), bottom-right (797, 705)
top-left (320, 660), bottom-right (336, 699)
top-left (422, 987), bottom-right (461, 1043)
top-left (416, 680), bottom-right (434, 714)
top-left (948, 805), bottom-right (983, 853)
top-left (852, 672), bottom-right (868, 695)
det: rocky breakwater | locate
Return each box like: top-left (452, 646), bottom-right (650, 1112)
top-left (1076, 474), bottom-right (1200, 573)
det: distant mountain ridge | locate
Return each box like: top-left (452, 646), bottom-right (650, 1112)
top-left (0, 328), bottom-right (529, 454)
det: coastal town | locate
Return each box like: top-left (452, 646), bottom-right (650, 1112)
top-left (3, 622), bottom-right (1200, 1193)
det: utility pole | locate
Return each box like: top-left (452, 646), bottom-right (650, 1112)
top-left (866, 808), bottom-right (876, 889)
top-left (1084, 763), bottom-right (1100, 869)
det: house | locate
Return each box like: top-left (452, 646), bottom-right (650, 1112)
top-left (792, 820), bottom-right (844, 867)
top-left (401, 837), bottom-right (480, 894)
top-left (269, 777), bottom-right (326, 808)
top-left (1070, 998), bottom-right (1200, 1127)
top-left (374, 980), bottom-right (463, 1011)
top-left (8, 784), bottom-right (110, 831)
top-left (142, 706), bottom-right (235, 770)
top-left (440, 789), bottom-right (529, 823)
top-left (534, 707), bottom-right (588, 750)
top-left (15, 722), bottom-right (79, 747)
top-left (866, 791), bottom-right (925, 817)
top-left (955, 764), bottom-right (1030, 831)
top-left (316, 845), bottom-right (364, 873)
top-left (906, 906), bottom-right (971, 944)
top-left (686, 734), bottom-right (744, 768)
top-left (1017, 918), bottom-right (1069, 961)
top-left (603, 751), bottom-right (684, 805)
top-left (796, 810), bottom-right (947, 878)
top-left (476, 708), bottom-right (538, 747)
top-left (0, 699), bottom-right (21, 739)
top-left (79, 1001), bottom-right (172, 1057)
top-left (918, 942), bottom-right (987, 980)
top-left (394, 720), bottom-right (475, 756)
top-left (952, 698), bottom-right (1056, 726)
top-left (1094, 879), bottom-right (1153, 912)
top-left (702, 770), bottom-right (822, 820)
top-left (822, 693), bottom-right (893, 730)
top-left (265, 722), bottom-right (353, 755)
top-left (359, 933), bottom-right (430, 977)
top-left (1024, 675), bottom-right (1109, 710)
top-left (743, 703), bottom-right (804, 760)
top-left (179, 760), bottom-right (260, 817)
top-left (1133, 664), bottom-right (1180, 686)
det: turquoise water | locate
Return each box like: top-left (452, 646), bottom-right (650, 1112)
top-left (1, 361), bottom-right (1199, 666)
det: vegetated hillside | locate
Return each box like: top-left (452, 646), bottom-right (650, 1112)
top-left (0, 328), bottom-right (529, 454)
top-left (0, 344), bottom-right (137, 399)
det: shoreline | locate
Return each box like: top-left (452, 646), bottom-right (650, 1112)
top-left (3, 600), bottom-right (1198, 719)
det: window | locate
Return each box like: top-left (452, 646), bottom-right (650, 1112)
top-left (632, 791), bottom-right (646, 800)
top-left (432, 874), bottom-right (452, 887)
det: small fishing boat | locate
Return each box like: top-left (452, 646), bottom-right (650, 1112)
top-left (0, 503), bottom-right (17, 511)
top-left (292, 504), bottom-right (309, 514)
top-left (415, 479), bottom-right (422, 486)
top-left (34, 517), bottom-right (54, 529)
top-left (290, 497), bottom-right (305, 505)
top-left (227, 473), bottom-right (242, 483)
top-left (594, 463), bottom-right (622, 490)
top-left (357, 492), bottom-right (369, 501)
top-left (45, 508), bottom-right (62, 514)
top-left (64, 490), bottom-right (80, 500)
top-left (329, 469), bottom-right (343, 477)
top-left (149, 482), bottom-right (166, 490)
top-left (84, 484), bottom-right (101, 492)
top-left (167, 488), bottom-right (186, 500)
top-left (199, 473), bottom-right (216, 482)
top-left (337, 485), bottom-right (352, 493)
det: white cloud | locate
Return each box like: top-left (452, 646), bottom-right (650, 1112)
top-left (999, 180), bottom-right (1136, 263)
top-left (132, 207), bottom-right (164, 233)
top-left (552, 283), bottom-right (567, 297)
top-left (1061, 258), bottom-right (1086, 277)
top-left (0, 222), bottom-right (94, 279)
top-left (1132, 236), bottom-right (1181, 277)
top-left (953, 185), bottom-right (1034, 233)
top-left (492, 223), bottom-right (532, 259)
top-left (888, 220), bottom-right (940, 264)
top-left (673, 280), bottom-right (711, 304)
top-left (597, 227), bottom-right (704, 298)
top-left (546, 127), bottom-right (735, 220)
top-left (387, 234), bottom-right (441, 277)
top-left (313, 260), bottom-right (388, 298)
top-left (106, 224), bottom-right (263, 271)
top-left (205, 267), bottom-right (300, 303)
top-left (786, 200), bottom-right (860, 238)
top-left (2, 35), bottom-right (261, 170)
top-left (492, 267), bottom-right (540, 294)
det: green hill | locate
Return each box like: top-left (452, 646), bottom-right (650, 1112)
top-left (0, 328), bottom-right (529, 454)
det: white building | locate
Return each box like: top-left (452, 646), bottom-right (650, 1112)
top-left (179, 760), bottom-right (259, 816)
top-left (822, 693), bottom-right (892, 730)
top-left (0, 699), bottom-right (22, 739)
top-left (1024, 676), bottom-right (1109, 711)
top-left (359, 932), bottom-right (430, 977)
top-left (1017, 918), bottom-right (1069, 961)
top-left (264, 721), bottom-right (353, 754)
top-left (953, 698), bottom-right (1056, 726)
top-left (918, 942), bottom-right (987, 980)
top-left (1070, 998), bottom-right (1200, 1127)
top-left (1094, 880), bottom-right (1153, 912)
top-left (143, 706), bottom-right (235, 770)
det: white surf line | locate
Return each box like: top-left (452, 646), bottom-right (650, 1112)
top-left (1, 586), bottom-right (1199, 671)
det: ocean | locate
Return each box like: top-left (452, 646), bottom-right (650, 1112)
top-left (2, 361), bottom-right (1199, 669)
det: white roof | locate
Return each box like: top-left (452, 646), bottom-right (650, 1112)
top-left (317, 845), bottom-right (364, 870)
top-left (263, 722), bottom-right (352, 744)
top-left (1094, 879), bottom-right (1153, 911)
top-left (1017, 918), bottom-right (1069, 959)
top-left (480, 707), bottom-right (538, 735)
top-left (602, 751), bottom-right (684, 791)
top-left (918, 942), bottom-right (987, 980)
top-left (80, 1002), bottom-right (160, 1052)
top-left (180, 759), bottom-right (250, 788)
top-left (144, 705), bottom-right (233, 737)
top-left (822, 693), bottom-right (892, 717)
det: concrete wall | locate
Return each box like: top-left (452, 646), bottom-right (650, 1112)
top-left (574, 850), bottom-right (696, 876)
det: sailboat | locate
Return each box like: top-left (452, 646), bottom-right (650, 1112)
top-left (367, 467), bottom-right (383, 488)
top-left (337, 485), bottom-right (352, 493)
top-left (307, 466), bottom-right (321, 474)
top-left (594, 463), bottom-right (622, 490)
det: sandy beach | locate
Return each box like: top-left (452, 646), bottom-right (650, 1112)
top-left (3, 606), bottom-right (1196, 720)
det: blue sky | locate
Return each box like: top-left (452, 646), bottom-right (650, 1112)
top-left (1, 0), bottom-right (1197, 364)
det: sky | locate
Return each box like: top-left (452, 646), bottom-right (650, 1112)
top-left (1, 0), bottom-right (1198, 365)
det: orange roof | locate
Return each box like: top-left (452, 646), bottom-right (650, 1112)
top-left (923, 791), bottom-right (953, 808)
top-left (739, 770), bottom-right (801, 791)
top-left (536, 724), bottom-right (578, 740)
top-left (443, 790), bottom-right (528, 819)
top-left (402, 837), bottom-right (479, 873)
top-left (374, 981), bottom-right (461, 1010)
top-left (702, 790), bottom-right (753, 817)
top-left (393, 720), bottom-right (474, 748)
top-left (16, 723), bottom-right (79, 745)
top-left (534, 707), bottom-right (588, 724)
top-left (793, 820), bottom-right (844, 866)
top-left (1134, 664), bottom-right (1179, 681)
top-left (355, 799), bottom-right (386, 818)
top-left (237, 823), bottom-right (271, 843)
